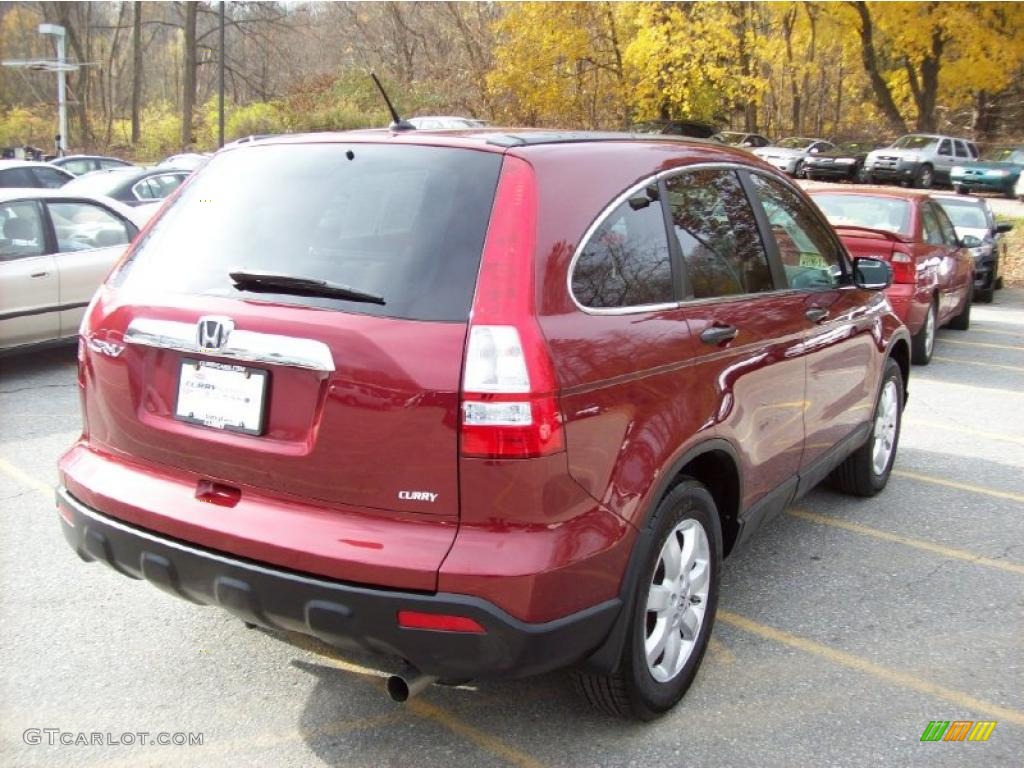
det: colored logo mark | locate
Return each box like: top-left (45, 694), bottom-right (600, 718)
top-left (920, 720), bottom-right (996, 742)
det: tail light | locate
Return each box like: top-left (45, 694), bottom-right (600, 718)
top-left (890, 249), bottom-right (917, 284)
top-left (460, 156), bottom-right (564, 459)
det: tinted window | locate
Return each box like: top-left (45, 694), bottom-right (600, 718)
top-left (751, 174), bottom-right (844, 289)
top-left (114, 144), bottom-right (502, 322)
top-left (31, 167), bottom-right (71, 188)
top-left (938, 140), bottom-right (952, 156)
top-left (665, 169), bottom-right (771, 298)
top-left (573, 188), bottom-right (673, 308)
top-left (0, 200), bottom-right (46, 260)
top-left (48, 202), bottom-right (133, 251)
top-left (98, 159), bottom-right (129, 170)
top-left (0, 167), bottom-right (36, 187)
top-left (953, 140), bottom-right (969, 159)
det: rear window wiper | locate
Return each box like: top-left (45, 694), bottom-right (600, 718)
top-left (229, 270), bottom-right (385, 305)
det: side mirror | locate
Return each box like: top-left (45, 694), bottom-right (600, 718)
top-left (853, 257), bottom-right (892, 290)
top-left (996, 222), bottom-right (1013, 234)
top-left (959, 234), bottom-right (982, 248)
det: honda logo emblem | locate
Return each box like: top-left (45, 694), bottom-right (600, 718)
top-left (196, 316), bottom-right (234, 349)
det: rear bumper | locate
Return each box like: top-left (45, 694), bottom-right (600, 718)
top-left (57, 486), bottom-right (621, 680)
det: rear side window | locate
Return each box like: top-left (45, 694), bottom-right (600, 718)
top-left (665, 169), bottom-right (772, 299)
top-left (31, 167), bottom-right (71, 188)
top-left (0, 200), bottom-right (46, 260)
top-left (114, 144), bottom-right (502, 322)
top-left (0, 168), bottom-right (36, 187)
top-left (572, 189), bottom-right (674, 309)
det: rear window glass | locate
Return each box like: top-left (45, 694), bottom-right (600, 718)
top-left (811, 194), bottom-right (912, 236)
top-left (114, 144), bottom-right (502, 322)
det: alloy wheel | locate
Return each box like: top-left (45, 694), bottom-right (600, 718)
top-left (644, 519), bottom-right (710, 683)
top-left (872, 379), bottom-right (900, 476)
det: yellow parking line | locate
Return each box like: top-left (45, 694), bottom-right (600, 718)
top-left (910, 379), bottom-right (1023, 398)
top-left (787, 509), bottom-right (1024, 576)
top-left (408, 698), bottom-right (545, 768)
top-left (941, 338), bottom-right (1024, 352)
top-left (0, 457), bottom-right (52, 495)
top-left (290, 634), bottom-right (544, 768)
top-left (904, 418), bottom-right (1024, 446)
top-left (931, 355), bottom-right (1024, 374)
top-left (717, 610), bottom-right (1024, 727)
top-left (892, 469), bottom-right (1024, 504)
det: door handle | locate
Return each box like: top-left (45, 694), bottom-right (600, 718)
top-left (700, 324), bottom-right (738, 346)
top-left (30, 271), bottom-right (48, 278)
top-left (805, 307), bottom-right (829, 324)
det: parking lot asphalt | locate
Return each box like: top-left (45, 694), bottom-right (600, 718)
top-left (1, 292), bottom-right (1022, 768)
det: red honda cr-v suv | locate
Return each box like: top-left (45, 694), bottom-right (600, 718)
top-left (58, 131), bottom-right (910, 719)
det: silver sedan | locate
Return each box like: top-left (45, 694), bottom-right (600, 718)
top-left (0, 189), bottom-right (152, 353)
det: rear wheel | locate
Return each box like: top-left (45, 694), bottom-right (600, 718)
top-left (947, 292), bottom-right (971, 330)
top-left (574, 480), bottom-right (720, 720)
top-left (793, 160), bottom-right (805, 179)
top-left (954, 184), bottom-right (968, 195)
top-left (913, 164), bottom-right (934, 189)
top-left (830, 358), bottom-right (903, 497)
top-left (911, 300), bottom-right (936, 365)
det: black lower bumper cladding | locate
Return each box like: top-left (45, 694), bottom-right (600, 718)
top-left (57, 487), bottom-right (620, 680)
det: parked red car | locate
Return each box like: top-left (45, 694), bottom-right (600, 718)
top-left (807, 186), bottom-right (973, 364)
top-left (58, 131), bottom-right (910, 719)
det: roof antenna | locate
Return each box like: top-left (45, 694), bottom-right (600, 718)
top-left (370, 73), bottom-right (415, 131)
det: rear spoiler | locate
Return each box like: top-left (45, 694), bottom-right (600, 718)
top-left (832, 224), bottom-right (912, 243)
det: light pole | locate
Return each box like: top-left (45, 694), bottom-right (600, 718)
top-left (38, 23), bottom-right (68, 155)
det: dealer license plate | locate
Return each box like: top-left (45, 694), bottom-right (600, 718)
top-left (175, 359), bottom-right (268, 435)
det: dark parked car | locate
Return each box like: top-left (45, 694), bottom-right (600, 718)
top-left (810, 187), bottom-right (973, 364)
top-left (50, 155), bottom-right (134, 177)
top-left (711, 131), bottom-right (772, 148)
top-left (632, 120), bottom-right (718, 139)
top-left (59, 130), bottom-right (910, 720)
top-left (61, 166), bottom-right (190, 207)
top-left (950, 146), bottom-right (1024, 198)
top-left (0, 160), bottom-right (74, 189)
top-left (804, 141), bottom-right (882, 182)
top-left (934, 193), bottom-right (1012, 302)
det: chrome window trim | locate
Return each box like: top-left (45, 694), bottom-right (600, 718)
top-left (124, 318), bottom-right (335, 373)
top-left (567, 161), bottom-right (789, 316)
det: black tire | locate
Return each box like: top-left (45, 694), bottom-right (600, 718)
top-left (792, 160), bottom-right (805, 179)
top-left (947, 291), bottom-right (971, 330)
top-left (975, 286), bottom-right (994, 304)
top-left (829, 357), bottom-right (903, 497)
top-left (995, 276), bottom-right (1004, 290)
top-left (954, 184), bottom-right (968, 195)
top-left (574, 480), bottom-right (721, 720)
top-left (913, 164), bottom-right (934, 189)
top-left (910, 300), bottom-right (937, 365)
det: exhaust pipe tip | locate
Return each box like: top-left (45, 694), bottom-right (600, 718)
top-left (386, 667), bottom-right (438, 702)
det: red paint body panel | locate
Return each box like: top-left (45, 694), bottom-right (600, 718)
top-left (80, 288), bottom-right (465, 518)
top-left (59, 442), bottom-right (452, 590)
